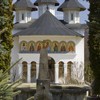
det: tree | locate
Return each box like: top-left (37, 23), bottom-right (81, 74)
top-left (0, 30), bottom-right (21, 100)
top-left (88, 0), bottom-right (100, 96)
top-left (0, 0), bottom-right (13, 71)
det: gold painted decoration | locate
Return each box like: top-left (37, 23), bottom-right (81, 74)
top-left (67, 41), bottom-right (75, 52)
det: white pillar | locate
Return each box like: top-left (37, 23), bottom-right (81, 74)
top-left (36, 63), bottom-right (39, 79)
top-left (18, 63), bottom-right (22, 79)
top-left (55, 64), bottom-right (59, 83)
top-left (64, 63), bottom-right (67, 84)
top-left (27, 63), bottom-right (31, 83)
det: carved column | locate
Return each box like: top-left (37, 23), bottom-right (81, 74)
top-left (36, 63), bottom-right (39, 79)
top-left (27, 63), bottom-right (31, 83)
top-left (64, 63), bottom-right (67, 84)
top-left (55, 63), bottom-right (59, 83)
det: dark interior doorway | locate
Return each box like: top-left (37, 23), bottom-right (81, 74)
top-left (48, 57), bottom-right (55, 83)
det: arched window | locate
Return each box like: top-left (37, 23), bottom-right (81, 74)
top-left (22, 61), bottom-right (27, 83)
top-left (22, 13), bottom-right (25, 20)
top-left (31, 61), bottom-right (36, 82)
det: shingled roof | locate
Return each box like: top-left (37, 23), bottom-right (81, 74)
top-left (34, 0), bottom-right (59, 6)
top-left (13, 0), bottom-right (37, 11)
top-left (58, 0), bottom-right (86, 11)
top-left (14, 11), bottom-right (83, 37)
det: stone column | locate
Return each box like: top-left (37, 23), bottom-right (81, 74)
top-left (55, 63), bottom-right (59, 83)
top-left (36, 63), bottom-right (39, 79)
top-left (27, 63), bottom-right (31, 83)
top-left (64, 63), bottom-right (67, 84)
top-left (18, 63), bottom-right (22, 79)
top-left (67, 62), bottom-right (71, 81)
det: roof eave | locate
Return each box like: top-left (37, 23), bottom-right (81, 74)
top-left (34, 2), bottom-right (59, 6)
top-left (57, 7), bottom-right (86, 12)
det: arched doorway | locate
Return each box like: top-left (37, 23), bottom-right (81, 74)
top-left (31, 61), bottom-right (36, 83)
top-left (22, 61), bottom-right (27, 83)
top-left (48, 57), bottom-right (55, 83)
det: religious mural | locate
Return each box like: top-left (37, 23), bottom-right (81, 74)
top-left (28, 41), bottom-right (35, 52)
top-left (52, 41), bottom-right (59, 52)
top-left (20, 41), bottom-right (27, 51)
top-left (20, 40), bottom-right (75, 53)
top-left (60, 41), bottom-right (67, 52)
top-left (36, 41), bottom-right (43, 51)
top-left (43, 40), bottom-right (51, 52)
top-left (67, 41), bottom-right (75, 52)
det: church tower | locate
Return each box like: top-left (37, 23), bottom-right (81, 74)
top-left (57, 0), bottom-right (85, 24)
top-left (13, 0), bottom-right (37, 23)
top-left (34, 0), bottom-right (59, 17)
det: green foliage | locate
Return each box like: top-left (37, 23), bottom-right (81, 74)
top-left (0, 71), bottom-right (20, 100)
top-left (0, 58), bottom-right (22, 100)
top-left (0, 32), bottom-right (22, 99)
top-left (84, 65), bottom-right (93, 83)
top-left (88, 0), bottom-right (100, 95)
top-left (0, 0), bottom-right (13, 71)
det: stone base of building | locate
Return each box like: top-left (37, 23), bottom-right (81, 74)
top-left (14, 83), bottom-right (90, 100)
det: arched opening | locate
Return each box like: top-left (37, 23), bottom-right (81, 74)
top-left (31, 61), bottom-right (36, 83)
top-left (67, 61), bottom-right (73, 81)
top-left (22, 61), bottom-right (27, 83)
top-left (59, 61), bottom-right (64, 78)
top-left (48, 57), bottom-right (55, 83)
top-left (59, 61), bottom-right (64, 84)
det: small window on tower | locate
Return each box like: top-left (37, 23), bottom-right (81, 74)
top-left (71, 13), bottom-right (74, 21)
top-left (22, 13), bottom-right (25, 20)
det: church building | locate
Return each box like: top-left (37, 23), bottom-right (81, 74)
top-left (11, 0), bottom-right (86, 84)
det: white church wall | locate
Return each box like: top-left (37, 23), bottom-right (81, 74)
top-left (11, 35), bottom-right (84, 83)
top-left (18, 35), bottom-right (84, 64)
top-left (11, 36), bottom-right (20, 81)
top-left (16, 10), bottom-right (32, 23)
top-left (63, 10), bottom-right (80, 24)
top-left (11, 36), bottom-right (19, 63)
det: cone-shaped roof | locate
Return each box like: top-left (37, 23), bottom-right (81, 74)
top-left (58, 0), bottom-right (86, 11)
top-left (34, 0), bottom-right (59, 6)
top-left (14, 11), bottom-right (82, 37)
top-left (13, 0), bottom-right (37, 11)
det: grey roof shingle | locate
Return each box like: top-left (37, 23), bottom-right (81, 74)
top-left (14, 11), bottom-right (83, 37)
top-left (34, 0), bottom-right (59, 6)
top-left (14, 19), bottom-right (36, 29)
top-left (58, 0), bottom-right (86, 11)
top-left (66, 24), bottom-right (87, 29)
top-left (13, 0), bottom-right (37, 11)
